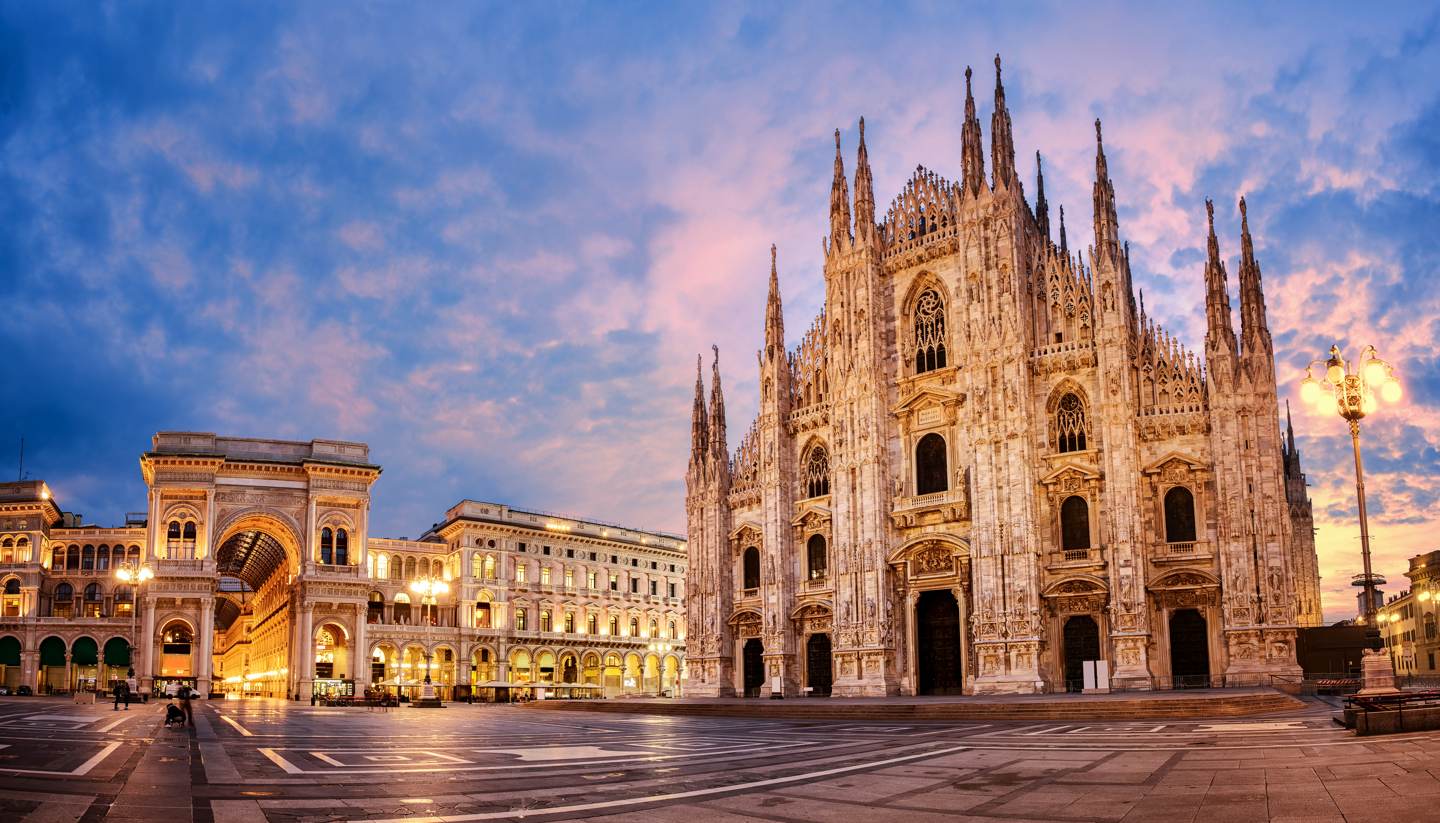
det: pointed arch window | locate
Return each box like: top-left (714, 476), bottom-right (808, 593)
top-left (1163, 487), bottom-right (1197, 543)
top-left (803, 444), bottom-right (830, 498)
top-left (912, 288), bottom-right (948, 374)
top-left (741, 546), bottom-right (760, 591)
top-left (1060, 496), bottom-right (1091, 551)
top-left (915, 433), bottom-right (948, 495)
top-left (1056, 393), bottom-right (1088, 453)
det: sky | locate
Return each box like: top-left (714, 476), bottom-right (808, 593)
top-left (2, 2), bottom-right (1438, 623)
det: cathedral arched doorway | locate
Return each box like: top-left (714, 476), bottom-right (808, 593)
top-left (1062, 616), bottom-right (1100, 693)
top-left (1169, 609), bottom-right (1210, 688)
top-left (805, 633), bottom-right (832, 697)
top-left (916, 590), bottom-right (963, 695)
top-left (742, 638), bottom-right (764, 698)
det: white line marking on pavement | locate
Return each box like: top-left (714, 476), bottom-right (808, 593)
top-left (219, 714), bottom-right (254, 736)
top-left (95, 715), bottom-right (131, 733)
top-left (356, 743), bottom-right (972, 823)
top-left (0, 741), bottom-right (120, 776)
top-left (258, 747), bottom-right (301, 774)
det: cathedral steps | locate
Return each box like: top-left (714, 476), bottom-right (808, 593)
top-left (527, 689), bottom-right (1304, 720)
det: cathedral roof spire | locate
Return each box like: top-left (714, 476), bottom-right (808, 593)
top-left (708, 345), bottom-right (727, 463)
top-left (1035, 151), bottom-right (1051, 243)
top-left (764, 244), bottom-right (785, 357)
top-left (690, 354), bottom-right (708, 462)
top-left (1058, 204), bottom-right (1068, 257)
top-left (1092, 118), bottom-right (1120, 262)
top-left (1285, 398), bottom-right (1297, 457)
top-left (990, 54), bottom-right (1017, 190)
top-left (1236, 196), bottom-right (1272, 357)
top-left (828, 129), bottom-right (852, 253)
top-left (1203, 198), bottom-right (1237, 360)
top-left (853, 117), bottom-right (877, 246)
top-left (961, 66), bottom-right (986, 197)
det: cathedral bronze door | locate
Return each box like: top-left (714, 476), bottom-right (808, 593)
top-left (1169, 609), bottom-right (1210, 688)
top-left (806, 633), bottom-right (832, 697)
top-left (916, 590), bottom-right (963, 695)
top-left (742, 638), bottom-right (765, 698)
top-left (1062, 615), bottom-right (1100, 693)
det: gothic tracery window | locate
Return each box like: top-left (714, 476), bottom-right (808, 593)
top-left (1055, 393), bottom-right (1088, 453)
top-left (912, 288), bottom-right (948, 374)
top-left (803, 444), bottom-right (830, 498)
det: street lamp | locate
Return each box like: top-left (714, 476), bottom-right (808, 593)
top-left (407, 577), bottom-right (449, 708)
top-left (114, 562), bottom-right (154, 679)
top-left (1299, 344), bottom-right (1401, 627)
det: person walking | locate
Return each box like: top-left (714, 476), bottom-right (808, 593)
top-left (177, 683), bottom-right (194, 727)
top-left (112, 680), bottom-right (129, 711)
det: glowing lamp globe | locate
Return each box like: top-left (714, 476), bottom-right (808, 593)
top-left (1361, 394), bottom-right (1377, 415)
top-left (1381, 379), bottom-right (1402, 403)
top-left (1300, 378), bottom-right (1322, 406)
top-left (1363, 360), bottom-right (1388, 386)
top-left (1326, 360), bottom-right (1345, 384)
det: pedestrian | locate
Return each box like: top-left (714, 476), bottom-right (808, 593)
top-left (113, 680), bottom-right (129, 711)
top-left (177, 683), bottom-right (194, 727)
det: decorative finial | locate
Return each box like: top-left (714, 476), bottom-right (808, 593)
top-left (770, 243), bottom-right (777, 272)
top-left (1205, 198), bottom-right (1214, 228)
top-left (1239, 196), bottom-right (1249, 227)
top-left (712, 343), bottom-right (720, 366)
top-left (859, 116), bottom-right (865, 138)
top-left (965, 65), bottom-right (972, 84)
top-left (834, 128), bottom-right (841, 150)
top-left (995, 53), bottom-right (1002, 73)
top-left (1095, 118), bottom-right (1103, 145)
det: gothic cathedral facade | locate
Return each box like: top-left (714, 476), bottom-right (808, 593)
top-left (684, 58), bottom-right (1323, 697)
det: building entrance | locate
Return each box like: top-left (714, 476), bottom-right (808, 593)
top-left (1169, 608), bottom-right (1210, 688)
top-left (742, 638), bottom-right (764, 698)
top-left (805, 633), bottom-right (832, 697)
top-left (1062, 615), bottom-right (1100, 693)
top-left (916, 590), bottom-right (963, 695)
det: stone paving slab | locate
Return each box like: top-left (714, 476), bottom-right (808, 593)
top-left (3, 695), bottom-right (1440, 821)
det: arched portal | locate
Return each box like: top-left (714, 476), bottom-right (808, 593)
top-left (916, 590), bottom-right (963, 695)
top-left (742, 638), bottom-right (765, 698)
top-left (39, 636), bottom-right (66, 692)
top-left (70, 636), bottom-right (99, 691)
top-left (313, 624), bottom-right (350, 697)
top-left (212, 517), bottom-right (301, 698)
top-left (559, 652), bottom-right (578, 684)
top-left (805, 633), bottom-right (832, 697)
top-left (1062, 616), bottom-right (1101, 693)
top-left (1169, 609), bottom-right (1210, 688)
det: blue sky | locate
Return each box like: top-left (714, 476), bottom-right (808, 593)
top-left (2, 2), bottom-right (1438, 621)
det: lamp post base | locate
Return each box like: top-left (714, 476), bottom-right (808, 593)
top-left (1357, 648), bottom-right (1402, 696)
top-left (411, 680), bottom-right (444, 708)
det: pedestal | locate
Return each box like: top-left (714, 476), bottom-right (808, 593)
top-left (411, 680), bottom-right (444, 708)
top-left (1357, 648), bottom-right (1401, 696)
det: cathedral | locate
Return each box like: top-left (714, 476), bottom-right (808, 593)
top-left (684, 57), bottom-right (1324, 698)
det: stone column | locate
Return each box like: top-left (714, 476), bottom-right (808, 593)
top-left (197, 602), bottom-right (215, 696)
top-left (353, 611), bottom-right (369, 692)
top-left (299, 604), bottom-right (314, 701)
top-left (904, 589), bottom-right (919, 696)
top-left (21, 650), bottom-right (37, 692)
top-left (139, 596), bottom-right (157, 694)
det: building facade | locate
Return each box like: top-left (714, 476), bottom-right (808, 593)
top-left (0, 432), bottom-right (685, 699)
top-left (685, 57), bottom-right (1323, 698)
top-left (1378, 550), bottom-right (1440, 678)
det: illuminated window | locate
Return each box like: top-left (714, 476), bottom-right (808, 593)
top-left (516, 608), bottom-right (528, 631)
top-left (516, 564), bottom-right (527, 584)
top-left (541, 566), bottom-right (551, 585)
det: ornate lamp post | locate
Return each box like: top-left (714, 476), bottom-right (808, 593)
top-left (114, 562), bottom-right (153, 679)
top-left (408, 577), bottom-right (448, 707)
top-left (1299, 344), bottom-right (1402, 627)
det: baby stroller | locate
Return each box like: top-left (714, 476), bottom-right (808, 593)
top-left (164, 700), bottom-right (186, 728)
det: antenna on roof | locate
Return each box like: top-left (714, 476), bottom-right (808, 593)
top-left (17, 437), bottom-right (23, 481)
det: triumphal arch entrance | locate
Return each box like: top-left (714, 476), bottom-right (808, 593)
top-left (139, 433), bottom-right (378, 698)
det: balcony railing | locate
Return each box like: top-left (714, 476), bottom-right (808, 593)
top-left (1048, 546), bottom-right (1104, 568)
top-left (1154, 540), bottom-right (1212, 561)
top-left (314, 564), bottom-right (360, 576)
